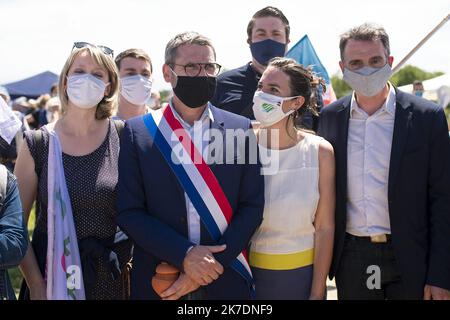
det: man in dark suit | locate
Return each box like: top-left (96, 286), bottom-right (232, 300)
top-left (318, 23), bottom-right (450, 300)
top-left (211, 6), bottom-right (290, 119)
top-left (116, 31), bottom-right (264, 300)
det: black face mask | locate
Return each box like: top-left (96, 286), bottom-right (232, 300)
top-left (173, 76), bottom-right (217, 108)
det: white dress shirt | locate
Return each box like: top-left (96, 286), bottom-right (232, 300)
top-left (169, 101), bottom-right (214, 245)
top-left (346, 84), bottom-right (396, 236)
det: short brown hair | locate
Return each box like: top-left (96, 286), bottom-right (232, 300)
top-left (115, 48), bottom-right (153, 73)
top-left (58, 46), bottom-right (119, 120)
top-left (247, 6), bottom-right (290, 43)
top-left (339, 23), bottom-right (390, 61)
top-left (165, 31), bottom-right (216, 65)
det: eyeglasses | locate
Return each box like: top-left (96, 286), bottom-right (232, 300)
top-left (170, 62), bottom-right (222, 77)
top-left (72, 42), bottom-right (114, 58)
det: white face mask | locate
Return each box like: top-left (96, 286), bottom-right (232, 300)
top-left (120, 75), bottom-right (152, 106)
top-left (343, 63), bottom-right (392, 97)
top-left (66, 74), bottom-right (108, 109)
top-left (252, 91), bottom-right (297, 127)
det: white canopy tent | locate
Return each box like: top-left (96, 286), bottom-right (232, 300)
top-left (398, 74), bottom-right (450, 108)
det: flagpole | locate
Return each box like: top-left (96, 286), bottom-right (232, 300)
top-left (392, 13), bottom-right (450, 74)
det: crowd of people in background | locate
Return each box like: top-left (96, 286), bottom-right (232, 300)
top-left (0, 6), bottom-right (449, 301)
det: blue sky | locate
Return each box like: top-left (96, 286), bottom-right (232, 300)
top-left (1, 0), bottom-right (449, 90)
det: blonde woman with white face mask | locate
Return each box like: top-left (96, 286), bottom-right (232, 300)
top-left (14, 43), bottom-right (132, 300)
top-left (249, 57), bottom-right (335, 300)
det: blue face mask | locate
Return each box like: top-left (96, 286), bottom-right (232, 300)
top-left (250, 39), bottom-right (286, 66)
top-left (414, 90), bottom-right (424, 97)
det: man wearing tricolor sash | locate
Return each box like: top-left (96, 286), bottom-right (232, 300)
top-left (116, 32), bottom-right (265, 300)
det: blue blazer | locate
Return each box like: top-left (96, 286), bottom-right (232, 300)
top-left (116, 105), bottom-right (264, 300)
top-left (0, 169), bottom-right (28, 300)
top-left (318, 88), bottom-right (450, 297)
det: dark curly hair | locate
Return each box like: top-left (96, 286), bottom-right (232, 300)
top-left (267, 57), bottom-right (325, 131)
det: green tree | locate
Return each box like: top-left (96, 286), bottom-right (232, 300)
top-left (159, 89), bottom-right (172, 103)
top-left (331, 73), bottom-right (351, 99)
top-left (390, 65), bottom-right (444, 87)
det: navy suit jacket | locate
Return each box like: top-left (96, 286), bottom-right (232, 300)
top-left (116, 105), bottom-right (264, 299)
top-left (318, 88), bottom-right (450, 296)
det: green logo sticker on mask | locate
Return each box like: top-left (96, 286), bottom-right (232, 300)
top-left (262, 103), bottom-right (274, 113)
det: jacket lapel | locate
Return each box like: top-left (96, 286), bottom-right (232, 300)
top-left (153, 135), bottom-right (186, 207)
top-left (208, 105), bottom-right (226, 133)
top-left (336, 97), bottom-right (351, 198)
top-left (388, 90), bottom-right (412, 201)
top-left (208, 106), bottom-right (227, 168)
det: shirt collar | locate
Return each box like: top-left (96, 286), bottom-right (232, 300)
top-left (350, 82), bottom-right (396, 118)
top-left (168, 99), bottom-right (214, 129)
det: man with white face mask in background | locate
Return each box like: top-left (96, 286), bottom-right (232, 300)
top-left (318, 23), bottom-right (450, 300)
top-left (115, 48), bottom-right (153, 121)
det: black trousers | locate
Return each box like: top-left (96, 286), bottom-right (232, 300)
top-left (335, 234), bottom-right (420, 300)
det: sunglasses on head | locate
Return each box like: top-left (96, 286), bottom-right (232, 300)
top-left (72, 42), bottom-right (114, 57)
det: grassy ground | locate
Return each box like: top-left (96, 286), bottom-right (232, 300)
top-left (8, 203), bottom-right (35, 297)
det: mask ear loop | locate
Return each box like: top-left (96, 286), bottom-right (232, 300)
top-left (169, 67), bottom-right (178, 88)
top-left (283, 95), bottom-right (303, 113)
top-left (278, 96), bottom-right (296, 118)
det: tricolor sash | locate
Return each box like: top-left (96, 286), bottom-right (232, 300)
top-left (142, 104), bottom-right (254, 294)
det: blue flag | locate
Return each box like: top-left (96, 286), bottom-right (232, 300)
top-left (286, 35), bottom-right (330, 83)
top-left (286, 34), bottom-right (336, 105)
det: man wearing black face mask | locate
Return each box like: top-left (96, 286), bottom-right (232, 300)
top-left (211, 6), bottom-right (290, 119)
top-left (116, 32), bottom-right (264, 300)
top-left (318, 23), bottom-right (450, 300)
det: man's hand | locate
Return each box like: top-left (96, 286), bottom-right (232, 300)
top-left (424, 285), bottom-right (450, 300)
top-left (182, 245), bottom-right (226, 286)
top-left (160, 273), bottom-right (201, 300)
top-left (29, 282), bottom-right (47, 300)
